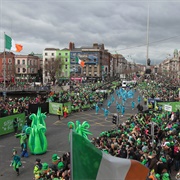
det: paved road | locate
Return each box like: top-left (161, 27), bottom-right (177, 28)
top-left (0, 90), bottom-right (177, 180)
top-left (0, 89), bottom-right (138, 180)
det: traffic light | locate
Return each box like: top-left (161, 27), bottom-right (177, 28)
top-left (112, 114), bottom-right (117, 124)
top-left (145, 69), bottom-right (151, 74)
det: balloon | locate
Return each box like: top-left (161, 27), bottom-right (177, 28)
top-left (27, 107), bottom-right (47, 155)
top-left (67, 120), bottom-right (92, 140)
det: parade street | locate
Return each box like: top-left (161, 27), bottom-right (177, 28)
top-left (0, 91), bottom-right (139, 180)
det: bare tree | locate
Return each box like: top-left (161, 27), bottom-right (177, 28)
top-left (44, 57), bottom-right (64, 85)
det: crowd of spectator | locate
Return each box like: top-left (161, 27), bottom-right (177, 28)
top-left (0, 81), bottom-right (120, 117)
top-left (2, 74), bottom-right (180, 179)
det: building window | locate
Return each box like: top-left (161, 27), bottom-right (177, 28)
top-left (52, 58), bottom-right (54, 61)
top-left (52, 53), bottom-right (54, 56)
top-left (22, 60), bottom-right (25, 65)
top-left (8, 59), bottom-right (12, 63)
top-left (65, 58), bottom-right (68, 62)
top-left (45, 53), bottom-right (48, 56)
top-left (18, 68), bottom-right (20, 73)
top-left (17, 60), bottom-right (20, 64)
top-left (64, 71), bottom-right (68, 77)
top-left (59, 53), bottom-right (61, 56)
top-left (45, 58), bottom-right (48, 61)
top-left (45, 71), bottom-right (47, 76)
top-left (65, 65), bottom-right (68, 69)
top-left (65, 53), bottom-right (68, 56)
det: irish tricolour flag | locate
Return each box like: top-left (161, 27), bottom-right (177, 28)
top-left (71, 131), bottom-right (149, 180)
top-left (5, 34), bottom-right (23, 52)
top-left (75, 57), bottom-right (85, 67)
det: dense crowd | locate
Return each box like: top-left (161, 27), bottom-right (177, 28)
top-left (0, 81), bottom-right (119, 117)
top-left (9, 75), bottom-right (180, 180)
top-left (95, 110), bottom-right (180, 180)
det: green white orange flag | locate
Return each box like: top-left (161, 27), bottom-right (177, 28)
top-left (75, 57), bottom-right (85, 67)
top-left (71, 131), bottom-right (149, 180)
top-left (5, 34), bottom-right (23, 52)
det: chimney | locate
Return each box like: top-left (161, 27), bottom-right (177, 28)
top-left (69, 42), bottom-right (75, 50)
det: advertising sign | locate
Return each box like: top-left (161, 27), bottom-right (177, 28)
top-left (164, 105), bottom-right (172, 112)
top-left (158, 102), bottom-right (180, 112)
top-left (49, 102), bottom-right (63, 115)
top-left (0, 113), bottom-right (25, 136)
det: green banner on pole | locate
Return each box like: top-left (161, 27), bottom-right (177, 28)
top-left (63, 102), bottom-right (72, 114)
top-left (49, 102), bottom-right (63, 115)
top-left (0, 113), bottom-right (25, 136)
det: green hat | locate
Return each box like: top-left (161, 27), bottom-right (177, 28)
top-left (173, 124), bottom-right (178, 129)
top-left (169, 136), bottom-right (173, 140)
top-left (57, 162), bottom-right (64, 170)
top-left (52, 154), bottom-right (60, 162)
top-left (155, 173), bottom-right (161, 179)
top-left (160, 157), bottom-right (167, 163)
top-left (161, 172), bottom-right (169, 180)
top-left (102, 149), bottom-right (109, 154)
top-left (42, 163), bottom-right (49, 171)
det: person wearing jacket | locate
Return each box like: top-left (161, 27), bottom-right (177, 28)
top-left (33, 158), bottom-right (42, 180)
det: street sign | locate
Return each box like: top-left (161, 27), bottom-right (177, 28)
top-left (164, 105), bottom-right (172, 112)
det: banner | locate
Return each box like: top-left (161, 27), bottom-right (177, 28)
top-left (0, 113), bottom-right (25, 136)
top-left (63, 102), bottom-right (72, 114)
top-left (49, 102), bottom-right (63, 115)
top-left (158, 101), bottom-right (180, 112)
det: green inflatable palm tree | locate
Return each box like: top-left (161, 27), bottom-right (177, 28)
top-left (26, 108), bottom-right (47, 155)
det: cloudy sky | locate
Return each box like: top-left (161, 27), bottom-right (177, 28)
top-left (1, 0), bottom-right (180, 64)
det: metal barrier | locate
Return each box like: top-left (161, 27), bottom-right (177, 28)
top-left (0, 86), bottom-right (50, 92)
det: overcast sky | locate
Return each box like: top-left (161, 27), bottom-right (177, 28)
top-left (1, 0), bottom-right (180, 65)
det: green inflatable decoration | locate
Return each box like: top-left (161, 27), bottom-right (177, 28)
top-left (26, 108), bottom-right (47, 155)
top-left (67, 120), bottom-right (92, 140)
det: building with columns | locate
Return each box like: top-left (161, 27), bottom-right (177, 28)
top-left (158, 49), bottom-right (180, 81)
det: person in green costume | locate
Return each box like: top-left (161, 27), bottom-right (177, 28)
top-left (11, 149), bottom-right (22, 176)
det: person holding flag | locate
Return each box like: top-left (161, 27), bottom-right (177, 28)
top-left (70, 130), bottom-right (149, 180)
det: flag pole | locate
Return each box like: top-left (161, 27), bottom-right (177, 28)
top-left (69, 126), bottom-right (73, 180)
top-left (3, 32), bottom-right (6, 90)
